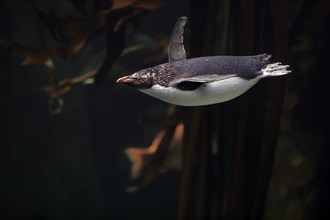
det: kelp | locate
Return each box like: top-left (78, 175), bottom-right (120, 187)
top-left (0, 0), bottom-right (166, 114)
top-left (178, 0), bottom-right (290, 220)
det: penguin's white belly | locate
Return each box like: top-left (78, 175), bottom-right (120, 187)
top-left (140, 76), bottom-right (261, 106)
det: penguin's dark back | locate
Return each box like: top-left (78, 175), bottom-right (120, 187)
top-left (174, 54), bottom-right (270, 80)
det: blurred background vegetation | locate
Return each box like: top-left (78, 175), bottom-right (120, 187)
top-left (0, 0), bottom-right (329, 220)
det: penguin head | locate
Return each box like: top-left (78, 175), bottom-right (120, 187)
top-left (117, 68), bottom-right (154, 89)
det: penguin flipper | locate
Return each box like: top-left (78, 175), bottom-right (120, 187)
top-left (173, 74), bottom-right (235, 91)
top-left (168, 17), bottom-right (187, 62)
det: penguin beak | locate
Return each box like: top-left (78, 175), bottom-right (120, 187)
top-left (116, 75), bottom-right (135, 84)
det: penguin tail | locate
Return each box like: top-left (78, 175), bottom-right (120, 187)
top-left (261, 62), bottom-right (291, 78)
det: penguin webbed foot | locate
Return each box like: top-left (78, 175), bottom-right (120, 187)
top-left (262, 62), bottom-right (291, 78)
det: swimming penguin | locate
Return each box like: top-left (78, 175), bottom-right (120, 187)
top-left (117, 17), bottom-right (291, 106)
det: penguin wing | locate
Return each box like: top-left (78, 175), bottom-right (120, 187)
top-left (171, 74), bottom-right (236, 91)
top-left (168, 17), bottom-right (187, 62)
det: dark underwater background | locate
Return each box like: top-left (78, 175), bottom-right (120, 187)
top-left (0, 0), bottom-right (329, 220)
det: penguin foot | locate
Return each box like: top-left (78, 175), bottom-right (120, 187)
top-left (262, 62), bottom-right (291, 78)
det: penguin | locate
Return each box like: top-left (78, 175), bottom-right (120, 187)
top-left (116, 16), bottom-right (291, 106)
